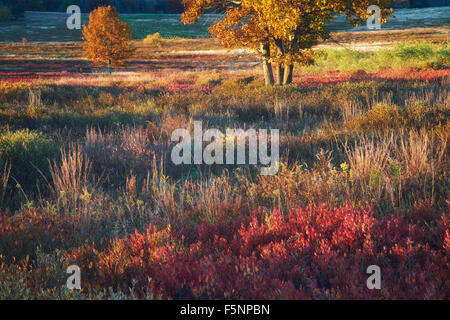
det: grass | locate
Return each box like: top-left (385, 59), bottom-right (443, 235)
top-left (302, 41), bottom-right (450, 72)
top-left (0, 38), bottom-right (448, 299)
top-left (0, 129), bottom-right (58, 188)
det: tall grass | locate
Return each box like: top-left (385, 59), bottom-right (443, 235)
top-left (49, 146), bottom-right (93, 214)
top-left (0, 41), bottom-right (448, 299)
top-left (303, 41), bottom-right (450, 72)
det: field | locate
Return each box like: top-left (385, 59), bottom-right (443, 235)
top-left (0, 11), bottom-right (449, 300)
top-left (0, 7), bottom-right (449, 42)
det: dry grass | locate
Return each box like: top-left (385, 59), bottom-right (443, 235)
top-left (0, 162), bottom-right (11, 207)
top-left (49, 146), bottom-right (93, 214)
top-left (344, 134), bottom-right (393, 181)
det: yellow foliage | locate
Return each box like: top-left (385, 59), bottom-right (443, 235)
top-left (82, 6), bottom-right (134, 67)
top-left (143, 33), bottom-right (162, 46)
top-left (181, 0), bottom-right (393, 85)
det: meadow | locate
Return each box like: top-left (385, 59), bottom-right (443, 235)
top-left (0, 32), bottom-right (449, 299)
top-left (0, 6), bottom-right (449, 42)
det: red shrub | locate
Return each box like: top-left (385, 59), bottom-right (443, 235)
top-left (68, 202), bottom-right (449, 299)
top-left (0, 209), bottom-right (75, 262)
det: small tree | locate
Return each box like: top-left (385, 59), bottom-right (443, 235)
top-left (82, 5), bottom-right (134, 70)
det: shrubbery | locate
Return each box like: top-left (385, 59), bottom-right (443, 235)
top-left (0, 41), bottom-right (448, 299)
top-left (0, 130), bottom-right (58, 188)
top-left (349, 102), bottom-right (449, 130)
top-left (143, 32), bottom-right (162, 46)
top-left (1, 202), bottom-right (447, 299)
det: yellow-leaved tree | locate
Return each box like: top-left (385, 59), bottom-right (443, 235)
top-left (182, 0), bottom-right (393, 86)
top-left (82, 5), bottom-right (134, 70)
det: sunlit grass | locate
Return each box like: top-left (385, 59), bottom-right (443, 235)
top-left (302, 41), bottom-right (450, 72)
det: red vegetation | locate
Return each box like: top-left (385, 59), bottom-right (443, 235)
top-left (0, 71), bottom-right (73, 83)
top-left (0, 209), bottom-right (76, 261)
top-left (293, 69), bottom-right (450, 88)
top-left (64, 202), bottom-right (449, 299)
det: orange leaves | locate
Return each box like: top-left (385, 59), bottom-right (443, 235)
top-left (182, 1), bottom-right (394, 86)
top-left (82, 6), bottom-right (134, 67)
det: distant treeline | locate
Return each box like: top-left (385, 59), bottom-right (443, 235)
top-left (0, 0), bottom-right (184, 16)
top-left (0, 0), bottom-right (449, 17)
top-left (392, 0), bottom-right (449, 7)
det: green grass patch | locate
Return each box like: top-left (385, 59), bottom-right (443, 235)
top-left (0, 129), bottom-right (58, 186)
top-left (302, 41), bottom-right (450, 72)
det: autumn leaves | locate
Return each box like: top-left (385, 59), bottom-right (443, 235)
top-left (181, 0), bottom-right (393, 86)
top-left (82, 6), bottom-right (134, 68)
top-left (82, 1), bottom-right (393, 84)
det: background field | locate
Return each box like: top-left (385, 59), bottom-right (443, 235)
top-left (0, 7), bottom-right (449, 42)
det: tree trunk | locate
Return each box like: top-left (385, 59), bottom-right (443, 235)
top-left (260, 43), bottom-right (274, 86)
top-left (283, 64), bottom-right (294, 85)
top-left (274, 40), bottom-right (285, 86)
top-left (276, 64), bottom-right (285, 86)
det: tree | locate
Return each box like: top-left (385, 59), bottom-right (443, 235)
top-left (166, 0), bottom-right (185, 13)
top-left (0, 6), bottom-right (14, 21)
top-left (82, 5), bottom-right (134, 70)
top-left (182, 0), bottom-right (393, 86)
